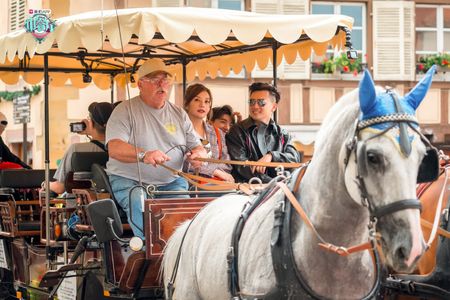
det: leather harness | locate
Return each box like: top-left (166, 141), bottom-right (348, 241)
top-left (227, 167), bottom-right (383, 300)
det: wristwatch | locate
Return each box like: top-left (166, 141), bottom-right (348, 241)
top-left (137, 151), bottom-right (146, 162)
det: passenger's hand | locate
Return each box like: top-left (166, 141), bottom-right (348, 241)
top-left (144, 150), bottom-right (171, 167)
top-left (187, 146), bottom-right (207, 170)
top-left (213, 169), bottom-right (235, 183)
top-left (251, 153), bottom-right (272, 174)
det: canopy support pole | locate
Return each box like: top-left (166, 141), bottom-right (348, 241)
top-left (182, 59), bottom-right (187, 100)
top-left (44, 53), bottom-right (51, 265)
top-left (272, 40), bottom-right (278, 123)
top-left (110, 74), bottom-right (114, 103)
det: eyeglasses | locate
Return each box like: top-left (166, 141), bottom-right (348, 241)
top-left (0, 120), bottom-right (7, 126)
top-left (141, 75), bottom-right (173, 85)
top-left (248, 99), bottom-right (267, 107)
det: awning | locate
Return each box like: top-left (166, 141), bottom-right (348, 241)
top-left (0, 7), bottom-right (353, 89)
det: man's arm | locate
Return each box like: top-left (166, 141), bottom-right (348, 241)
top-left (226, 126), bottom-right (272, 183)
top-left (108, 139), bottom-right (171, 166)
top-left (269, 131), bottom-right (301, 164)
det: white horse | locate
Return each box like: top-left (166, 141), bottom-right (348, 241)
top-left (162, 67), bottom-right (436, 299)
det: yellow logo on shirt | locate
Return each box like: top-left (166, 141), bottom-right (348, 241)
top-left (165, 123), bottom-right (177, 135)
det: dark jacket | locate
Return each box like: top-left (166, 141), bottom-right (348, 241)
top-left (0, 137), bottom-right (31, 169)
top-left (225, 117), bottom-right (300, 183)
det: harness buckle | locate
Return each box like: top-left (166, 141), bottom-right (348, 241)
top-left (276, 165), bottom-right (285, 177)
top-left (368, 217), bottom-right (380, 240)
top-left (442, 208), bottom-right (449, 223)
top-left (361, 197), bottom-right (369, 207)
top-left (279, 199), bottom-right (285, 213)
top-left (227, 246), bottom-right (235, 261)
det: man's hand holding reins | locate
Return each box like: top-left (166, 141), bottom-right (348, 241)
top-left (251, 153), bottom-right (272, 174)
top-left (142, 150), bottom-right (171, 167)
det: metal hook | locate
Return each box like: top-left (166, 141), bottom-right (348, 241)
top-left (248, 177), bottom-right (263, 191)
top-left (146, 184), bottom-right (157, 197)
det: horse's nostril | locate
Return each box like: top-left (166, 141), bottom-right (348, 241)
top-left (394, 246), bottom-right (408, 262)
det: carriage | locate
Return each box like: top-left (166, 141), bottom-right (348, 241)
top-left (0, 6), bottom-right (448, 300)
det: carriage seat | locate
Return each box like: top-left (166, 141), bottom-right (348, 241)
top-left (90, 163), bottom-right (128, 225)
top-left (65, 152), bottom-right (109, 193)
top-left (0, 169), bottom-right (56, 188)
top-left (17, 220), bottom-right (40, 231)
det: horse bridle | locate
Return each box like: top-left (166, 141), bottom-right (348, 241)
top-left (344, 91), bottom-right (428, 223)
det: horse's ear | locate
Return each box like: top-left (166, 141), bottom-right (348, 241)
top-left (405, 65), bottom-right (436, 110)
top-left (359, 69), bottom-right (377, 115)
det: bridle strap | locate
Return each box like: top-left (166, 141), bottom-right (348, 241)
top-left (371, 199), bottom-right (422, 220)
top-left (422, 165), bottom-right (450, 247)
top-left (277, 182), bottom-right (375, 256)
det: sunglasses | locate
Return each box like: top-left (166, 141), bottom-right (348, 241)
top-left (0, 120), bottom-right (7, 126)
top-left (248, 99), bottom-right (267, 107)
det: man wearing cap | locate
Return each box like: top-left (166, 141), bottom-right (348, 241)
top-left (106, 58), bottom-right (206, 238)
top-left (226, 82), bottom-right (301, 183)
top-left (0, 112), bottom-right (31, 169)
top-left (50, 102), bottom-right (114, 194)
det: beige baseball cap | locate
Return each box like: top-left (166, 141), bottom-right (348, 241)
top-left (137, 58), bottom-right (171, 80)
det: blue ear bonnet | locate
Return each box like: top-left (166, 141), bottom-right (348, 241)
top-left (358, 66), bottom-right (435, 131)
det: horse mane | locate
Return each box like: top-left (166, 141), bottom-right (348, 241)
top-left (313, 86), bottom-right (390, 159)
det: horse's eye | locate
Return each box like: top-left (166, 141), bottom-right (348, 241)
top-left (367, 152), bottom-right (381, 165)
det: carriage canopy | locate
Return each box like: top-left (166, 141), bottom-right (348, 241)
top-left (0, 7), bottom-right (353, 89)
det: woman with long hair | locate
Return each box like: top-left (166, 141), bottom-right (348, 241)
top-left (183, 83), bottom-right (234, 182)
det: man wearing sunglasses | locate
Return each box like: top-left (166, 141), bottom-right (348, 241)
top-left (0, 112), bottom-right (31, 169)
top-left (226, 82), bottom-right (300, 183)
top-left (106, 58), bottom-right (206, 238)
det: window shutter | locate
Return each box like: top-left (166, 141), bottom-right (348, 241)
top-left (252, 0), bottom-right (277, 14)
top-left (251, 0), bottom-right (310, 80)
top-left (290, 83), bottom-right (303, 123)
top-left (282, 0), bottom-right (306, 15)
top-left (9, 0), bottom-right (26, 32)
top-left (153, 0), bottom-right (184, 7)
top-left (282, 0), bottom-right (309, 79)
top-left (251, 0), bottom-right (278, 78)
top-left (373, 1), bottom-right (415, 81)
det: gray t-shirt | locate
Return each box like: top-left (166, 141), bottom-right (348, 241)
top-left (106, 96), bottom-right (201, 185)
top-left (53, 142), bottom-right (105, 182)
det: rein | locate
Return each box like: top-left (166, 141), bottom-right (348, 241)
top-left (277, 182), bottom-right (377, 256)
top-left (195, 157), bottom-right (303, 168)
top-left (157, 159), bottom-right (306, 194)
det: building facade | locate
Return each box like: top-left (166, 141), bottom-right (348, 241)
top-left (0, 0), bottom-right (449, 168)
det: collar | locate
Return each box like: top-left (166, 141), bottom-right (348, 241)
top-left (241, 117), bottom-right (276, 131)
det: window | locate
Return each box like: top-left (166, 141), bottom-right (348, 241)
top-left (187, 0), bottom-right (243, 10)
top-left (9, 0), bottom-right (26, 32)
top-left (416, 5), bottom-right (450, 54)
top-left (311, 2), bottom-right (366, 74)
top-left (217, 0), bottom-right (242, 10)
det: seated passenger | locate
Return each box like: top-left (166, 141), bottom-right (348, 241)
top-left (226, 82), bottom-right (301, 183)
top-left (50, 102), bottom-right (114, 194)
top-left (0, 112), bottom-right (31, 169)
top-left (183, 84), bottom-right (234, 182)
top-left (209, 105), bottom-right (242, 133)
top-left (106, 59), bottom-right (206, 238)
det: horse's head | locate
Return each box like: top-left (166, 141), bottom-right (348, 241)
top-left (343, 66), bottom-right (438, 273)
